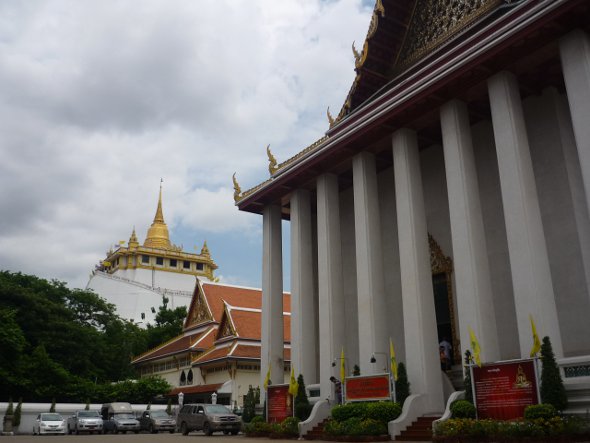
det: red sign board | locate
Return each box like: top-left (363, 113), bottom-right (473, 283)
top-left (267, 384), bottom-right (293, 423)
top-left (345, 374), bottom-right (391, 402)
top-left (472, 359), bottom-right (539, 420)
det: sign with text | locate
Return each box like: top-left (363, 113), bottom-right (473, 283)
top-left (472, 359), bottom-right (539, 420)
top-left (345, 374), bottom-right (391, 402)
top-left (266, 384), bottom-right (293, 423)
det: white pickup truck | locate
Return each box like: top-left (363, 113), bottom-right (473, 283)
top-left (67, 410), bottom-right (104, 434)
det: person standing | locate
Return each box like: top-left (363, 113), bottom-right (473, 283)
top-left (439, 337), bottom-right (452, 370)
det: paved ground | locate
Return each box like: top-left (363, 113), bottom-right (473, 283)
top-left (1, 433), bottom-right (289, 443)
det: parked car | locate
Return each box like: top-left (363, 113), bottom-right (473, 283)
top-left (177, 403), bottom-right (241, 436)
top-left (101, 402), bottom-right (140, 434)
top-left (67, 410), bottom-right (103, 434)
top-left (139, 409), bottom-right (176, 433)
top-left (32, 413), bottom-right (66, 435)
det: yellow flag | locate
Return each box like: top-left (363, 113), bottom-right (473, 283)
top-left (529, 314), bottom-right (542, 357)
top-left (288, 366), bottom-right (298, 396)
top-left (469, 326), bottom-right (482, 367)
top-left (390, 338), bottom-right (398, 381)
top-left (340, 347), bottom-right (346, 382)
top-left (263, 365), bottom-right (271, 390)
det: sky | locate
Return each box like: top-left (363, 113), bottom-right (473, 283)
top-left (0, 0), bottom-right (373, 291)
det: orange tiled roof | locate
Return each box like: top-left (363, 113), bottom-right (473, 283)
top-left (201, 281), bottom-right (290, 322)
top-left (193, 344), bottom-right (233, 365)
top-left (169, 383), bottom-right (223, 396)
top-left (228, 308), bottom-right (290, 341)
top-left (229, 344), bottom-right (290, 361)
top-left (132, 333), bottom-right (197, 364)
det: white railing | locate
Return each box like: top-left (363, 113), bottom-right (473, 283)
top-left (90, 271), bottom-right (193, 298)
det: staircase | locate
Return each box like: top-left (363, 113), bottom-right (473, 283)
top-left (302, 419), bottom-right (327, 440)
top-left (395, 416), bottom-right (440, 441)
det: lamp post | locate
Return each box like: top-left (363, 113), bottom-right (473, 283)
top-left (211, 392), bottom-right (217, 405)
top-left (178, 392), bottom-right (184, 407)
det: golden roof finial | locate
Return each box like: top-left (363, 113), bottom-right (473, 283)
top-left (232, 173), bottom-right (242, 203)
top-left (129, 226), bottom-right (139, 249)
top-left (327, 106), bottom-right (335, 127)
top-left (376, 0), bottom-right (385, 16)
top-left (144, 180), bottom-right (171, 249)
top-left (267, 144), bottom-right (278, 175)
top-left (200, 240), bottom-right (210, 257)
top-left (353, 40), bottom-right (369, 69)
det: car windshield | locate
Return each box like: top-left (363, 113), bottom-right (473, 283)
top-left (150, 411), bottom-right (170, 418)
top-left (41, 414), bottom-right (63, 421)
top-left (78, 411), bottom-right (100, 417)
top-left (114, 413), bottom-right (135, 419)
top-left (204, 405), bottom-right (231, 414)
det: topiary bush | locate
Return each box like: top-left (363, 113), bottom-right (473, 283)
top-left (395, 362), bottom-right (411, 406)
top-left (13, 398), bottom-right (22, 427)
top-left (540, 336), bottom-right (567, 412)
top-left (294, 374), bottom-right (312, 421)
top-left (331, 402), bottom-right (368, 422)
top-left (250, 415), bottom-right (265, 424)
top-left (450, 399), bottom-right (476, 419)
top-left (524, 403), bottom-right (557, 420)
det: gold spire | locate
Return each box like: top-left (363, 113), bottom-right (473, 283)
top-left (200, 241), bottom-right (210, 257)
top-left (129, 226), bottom-right (139, 249)
top-left (233, 173), bottom-right (242, 203)
top-left (144, 181), bottom-right (171, 249)
top-left (267, 145), bottom-right (278, 175)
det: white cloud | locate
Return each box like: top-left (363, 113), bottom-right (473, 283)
top-left (0, 0), bottom-right (372, 289)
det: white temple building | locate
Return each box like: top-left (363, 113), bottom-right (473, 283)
top-left (234, 0), bottom-right (590, 436)
top-left (86, 186), bottom-right (217, 324)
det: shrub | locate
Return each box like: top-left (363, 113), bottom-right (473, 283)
top-left (331, 402), bottom-right (368, 422)
top-left (365, 401), bottom-right (402, 423)
top-left (250, 415), bottom-right (265, 424)
top-left (524, 403), bottom-right (557, 420)
top-left (3, 398), bottom-right (14, 425)
top-left (540, 336), bottom-right (568, 412)
top-left (450, 400), bottom-right (476, 419)
top-left (278, 417), bottom-right (300, 436)
top-left (331, 401), bottom-right (401, 426)
top-left (242, 385), bottom-right (259, 422)
top-left (324, 418), bottom-right (344, 435)
top-left (395, 362), bottom-right (410, 406)
top-left (244, 418), bottom-right (274, 436)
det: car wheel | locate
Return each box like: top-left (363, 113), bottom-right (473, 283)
top-left (67, 426), bottom-right (72, 435)
top-left (113, 425), bottom-right (118, 434)
top-left (149, 423), bottom-right (157, 434)
top-left (223, 430), bottom-right (230, 435)
top-left (203, 422), bottom-right (212, 436)
top-left (76, 429), bottom-right (80, 435)
top-left (169, 430), bottom-right (175, 434)
top-left (231, 430), bottom-right (239, 435)
top-left (181, 422), bottom-right (189, 436)
top-left (134, 430), bottom-right (139, 434)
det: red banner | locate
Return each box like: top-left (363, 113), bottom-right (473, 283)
top-left (472, 359), bottom-right (539, 420)
top-left (267, 384), bottom-right (293, 423)
top-left (345, 374), bottom-right (391, 402)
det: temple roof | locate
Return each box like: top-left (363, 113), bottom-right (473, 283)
top-left (234, 0), bottom-right (589, 214)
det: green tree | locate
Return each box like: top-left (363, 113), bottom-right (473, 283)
top-left (395, 362), bottom-right (410, 406)
top-left (166, 398), bottom-right (172, 415)
top-left (295, 374), bottom-right (312, 420)
top-left (144, 299), bottom-right (187, 350)
top-left (49, 398), bottom-right (56, 412)
top-left (540, 336), bottom-right (567, 411)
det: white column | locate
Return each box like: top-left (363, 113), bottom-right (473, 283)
top-left (317, 174), bottom-right (346, 400)
top-left (560, 30), bottom-right (590, 214)
top-left (440, 99), bottom-right (500, 363)
top-left (290, 189), bottom-right (318, 384)
top-left (393, 129), bottom-right (444, 413)
top-left (352, 152), bottom-right (389, 375)
top-left (261, 204), bottom-right (284, 390)
top-left (487, 71), bottom-right (563, 357)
